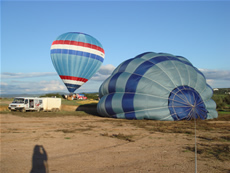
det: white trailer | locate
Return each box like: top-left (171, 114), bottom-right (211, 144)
top-left (8, 97), bottom-right (61, 112)
top-left (42, 97), bottom-right (61, 112)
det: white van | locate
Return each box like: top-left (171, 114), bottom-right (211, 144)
top-left (8, 97), bottom-right (61, 112)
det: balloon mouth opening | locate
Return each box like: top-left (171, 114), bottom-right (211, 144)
top-left (168, 85), bottom-right (208, 121)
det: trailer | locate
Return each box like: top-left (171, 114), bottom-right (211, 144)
top-left (8, 97), bottom-right (61, 112)
top-left (42, 97), bottom-right (61, 111)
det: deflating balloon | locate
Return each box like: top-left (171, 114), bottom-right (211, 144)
top-left (50, 32), bottom-right (105, 93)
top-left (97, 52), bottom-right (218, 121)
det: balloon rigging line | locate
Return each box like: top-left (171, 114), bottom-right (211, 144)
top-left (194, 116), bottom-right (198, 173)
top-left (170, 59), bottom-right (184, 86)
top-left (144, 57), bottom-right (178, 87)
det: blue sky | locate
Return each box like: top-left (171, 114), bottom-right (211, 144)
top-left (1, 0), bottom-right (230, 95)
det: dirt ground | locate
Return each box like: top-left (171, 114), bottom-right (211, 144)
top-left (1, 105), bottom-right (230, 173)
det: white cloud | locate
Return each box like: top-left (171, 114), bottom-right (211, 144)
top-left (199, 69), bottom-right (230, 88)
top-left (199, 69), bottom-right (230, 80)
top-left (0, 80), bottom-right (66, 95)
top-left (1, 72), bottom-right (57, 79)
top-left (91, 64), bottom-right (116, 81)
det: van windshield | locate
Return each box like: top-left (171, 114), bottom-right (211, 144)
top-left (13, 98), bottom-right (25, 103)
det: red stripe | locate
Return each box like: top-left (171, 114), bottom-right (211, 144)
top-left (52, 40), bottom-right (104, 54)
top-left (60, 75), bottom-right (88, 82)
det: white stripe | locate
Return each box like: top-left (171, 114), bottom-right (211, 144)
top-left (62, 79), bottom-right (85, 86)
top-left (51, 44), bottom-right (105, 58)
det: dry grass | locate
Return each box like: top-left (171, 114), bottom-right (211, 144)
top-left (100, 132), bottom-right (135, 142)
top-left (56, 127), bottom-right (94, 133)
top-left (185, 144), bottom-right (230, 161)
top-left (0, 105), bottom-right (9, 111)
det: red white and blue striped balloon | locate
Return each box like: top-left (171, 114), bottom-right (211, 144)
top-left (50, 32), bottom-right (105, 93)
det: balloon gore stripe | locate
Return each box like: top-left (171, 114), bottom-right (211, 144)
top-left (60, 75), bottom-right (88, 82)
top-left (50, 49), bottom-right (104, 63)
top-left (52, 40), bottom-right (105, 54)
top-left (60, 75), bottom-right (88, 93)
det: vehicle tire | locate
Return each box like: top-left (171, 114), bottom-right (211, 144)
top-left (21, 108), bottom-right (26, 113)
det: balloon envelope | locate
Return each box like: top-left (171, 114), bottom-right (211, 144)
top-left (50, 32), bottom-right (105, 93)
top-left (97, 52), bottom-right (218, 121)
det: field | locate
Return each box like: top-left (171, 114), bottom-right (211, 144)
top-left (1, 98), bottom-right (230, 173)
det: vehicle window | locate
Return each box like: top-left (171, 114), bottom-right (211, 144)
top-left (39, 100), bottom-right (42, 104)
top-left (13, 98), bottom-right (25, 103)
top-left (25, 99), bottom-right (28, 104)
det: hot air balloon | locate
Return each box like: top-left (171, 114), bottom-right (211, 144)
top-left (97, 52), bottom-right (218, 121)
top-left (50, 32), bottom-right (105, 93)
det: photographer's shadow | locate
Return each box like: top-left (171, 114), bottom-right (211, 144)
top-left (30, 145), bottom-right (48, 173)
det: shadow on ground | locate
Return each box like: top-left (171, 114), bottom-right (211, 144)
top-left (76, 103), bottom-right (100, 116)
top-left (30, 145), bottom-right (48, 173)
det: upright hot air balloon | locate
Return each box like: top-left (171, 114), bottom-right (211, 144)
top-left (97, 52), bottom-right (218, 121)
top-left (50, 32), bottom-right (105, 93)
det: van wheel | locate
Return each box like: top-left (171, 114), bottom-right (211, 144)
top-left (21, 108), bottom-right (26, 113)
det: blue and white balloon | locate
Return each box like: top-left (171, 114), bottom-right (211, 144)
top-left (97, 52), bottom-right (217, 121)
top-left (51, 32), bottom-right (105, 93)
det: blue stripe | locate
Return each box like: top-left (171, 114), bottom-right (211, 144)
top-left (108, 72), bottom-right (122, 93)
top-left (105, 94), bottom-right (116, 115)
top-left (149, 56), bottom-right (173, 64)
top-left (107, 58), bottom-right (133, 95)
top-left (51, 49), bottom-right (104, 62)
top-left (117, 53), bottom-right (155, 73)
top-left (122, 93), bottom-right (135, 112)
top-left (123, 61), bottom-right (153, 93)
top-left (149, 56), bottom-right (189, 66)
top-left (122, 93), bottom-right (136, 119)
top-left (118, 58), bottom-right (133, 72)
top-left (125, 74), bottom-right (142, 92)
top-left (64, 83), bottom-right (81, 93)
top-left (134, 61), bottom-right (153, 76)
top-left (125, 112), bottom-right (136, 119)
